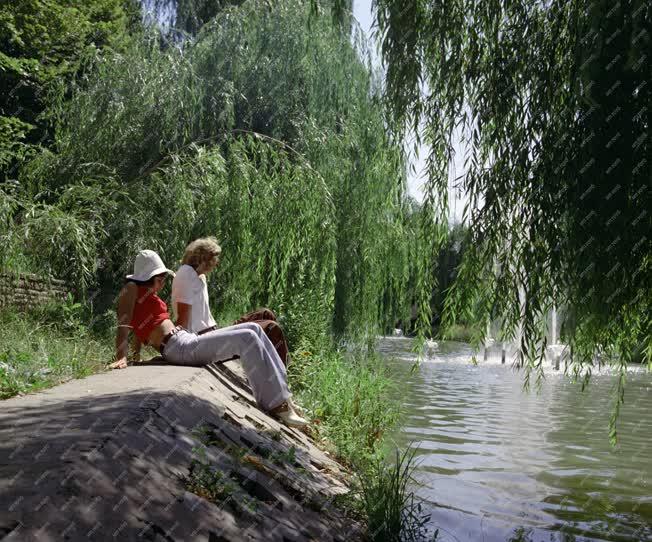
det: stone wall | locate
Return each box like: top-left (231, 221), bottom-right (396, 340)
top-left (0, 272), bottom-right (70, 310)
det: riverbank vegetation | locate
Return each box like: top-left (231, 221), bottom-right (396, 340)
top-left (0, 0), bottom-right (434, 539)
top-left (0, 301), bottom-right (111, 399)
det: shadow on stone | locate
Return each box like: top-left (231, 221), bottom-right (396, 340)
top-left (0, 363), bottom-right (360, 541)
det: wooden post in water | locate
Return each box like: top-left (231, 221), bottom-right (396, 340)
top-left (501, 342), bottom-right (506, 364)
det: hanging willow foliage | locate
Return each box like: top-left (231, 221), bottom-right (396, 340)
top-left (362, 0), bottom-right (651, 438)
top-left (3, 0), bottom-right (418, 347)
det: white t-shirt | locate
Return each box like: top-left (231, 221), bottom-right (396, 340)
top-left (171, 264), bottom-right (217, 333)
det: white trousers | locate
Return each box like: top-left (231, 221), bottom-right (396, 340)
top-left (161, 323), bottom-right (290, 411)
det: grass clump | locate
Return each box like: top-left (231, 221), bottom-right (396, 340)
top-left (289, 342), bottom-right (398, 463)
top-left (185, 445), bottom-right (239, 505)
top-left (289, 340), bottom-right (435, 541)
top-left (360, 446), bottom-right (437, 542)
top-left (0, 299), bottom-right (112, 399)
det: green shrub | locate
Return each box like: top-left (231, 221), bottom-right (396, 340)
top-left (437, 323), bottom-right (483, 343)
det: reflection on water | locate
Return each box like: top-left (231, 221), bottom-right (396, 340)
top-left (378, 337), bottom-right (652, 542)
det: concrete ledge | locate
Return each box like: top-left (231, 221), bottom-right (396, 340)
top-left (0, 362), bottom-right (361, 541)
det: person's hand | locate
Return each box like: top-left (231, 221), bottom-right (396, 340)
top-left (108, 357), bottom-right (129, 370)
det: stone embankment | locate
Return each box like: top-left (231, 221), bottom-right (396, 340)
top-left (0, 273), bottom-right (70, 310)
top-left (0, 359), bottom-right (362, 541)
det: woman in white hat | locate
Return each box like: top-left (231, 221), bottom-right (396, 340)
top-left (108, 249), bottom-right (308, 427)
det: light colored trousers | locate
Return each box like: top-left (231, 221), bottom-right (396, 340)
top-left (161, 323), bottom-right (290, 411)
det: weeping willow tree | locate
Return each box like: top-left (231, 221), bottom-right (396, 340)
top-left (347, 0), bottom-right (651, 438)
top-left (144, 0), bottom-right (354, 37)
top-left (3, 0), bottom-right (418, 346)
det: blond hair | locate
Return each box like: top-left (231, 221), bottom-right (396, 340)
top-left (182, 237), bottom-right (222, 268)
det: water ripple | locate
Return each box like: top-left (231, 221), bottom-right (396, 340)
top-left (380, 338), bottom-right (652, 542)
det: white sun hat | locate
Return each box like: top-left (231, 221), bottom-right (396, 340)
top-left (126, 249), bottom-right (176, 282)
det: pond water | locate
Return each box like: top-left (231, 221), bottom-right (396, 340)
top-left (377, 337), bottom-right (652, 542)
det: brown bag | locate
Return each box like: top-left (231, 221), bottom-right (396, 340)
top-left (232, 308), bottom-right (290, 367)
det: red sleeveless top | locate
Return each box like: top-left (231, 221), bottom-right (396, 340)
top-left (130, 286), bottom-right (171, 343)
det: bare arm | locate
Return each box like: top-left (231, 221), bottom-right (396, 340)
top-left (109, 283), bottom-right (137, 369)
top-left (175, 302), bottom-right (191, 329)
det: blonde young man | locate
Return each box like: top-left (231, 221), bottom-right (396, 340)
top-left (170, 238), bottom-right (220, 335)
top-left (171, 238), bottom-right (291, 365)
